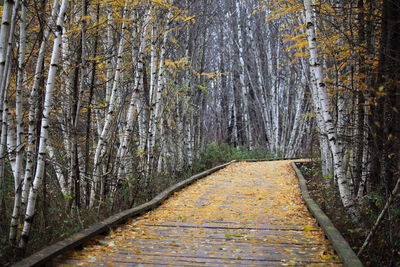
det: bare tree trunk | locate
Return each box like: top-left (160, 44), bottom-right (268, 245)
top-left (147, 10), bottom-right (171, 174)
top-left (0, 1), bottom-right (18, 209)
top-left (116, 10), bottom-right (150, 181)
top-left (90, 3), bottom-right (128, 207)
top-left (9, 1), bottom-right (26, 246)
top-left (303, 0), bottom-right (358, 221)
top-left (235, 0), bottom-right (251, 149)
top-left (0, 0), bottom-right (14, 107)
top-left (19, 0), bottom-right (69, 249)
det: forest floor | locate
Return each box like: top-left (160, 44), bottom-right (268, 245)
top-left (299, 161), bottom-right (400, 267)
top-left (53, 161), bottom-right (342, 266)
top-left (298, 162), bottom-right (362, 248)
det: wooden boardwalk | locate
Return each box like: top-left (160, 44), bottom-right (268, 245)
top-left (54, 161), bottom-right (342, 266)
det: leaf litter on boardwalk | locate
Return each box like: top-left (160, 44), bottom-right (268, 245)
top-left (55, 161), bottom-right (342, 266)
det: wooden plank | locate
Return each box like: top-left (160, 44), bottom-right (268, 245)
top-left (12, 161), bottom-right (234, 267)
top-left (99, 240), bottom-right (334, 259)
top-left (291, 162), bottom-right (364, 267)
top-left (111, 253), bottom-right (340, 264)
top-left (143, 222), bottom-right (318, 231)
top-left (60, 251), bottom-right (341, 266)
top-left (111, 238), bottom-right (330, 248)
top-left (62, 251), bottom-right (341, 265)
top-left (108, 224), bottom-right (329, 248)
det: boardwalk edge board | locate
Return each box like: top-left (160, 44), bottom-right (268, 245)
top-left (291, 162), bottom-right (364, 267)
top-left (13, 161), bottom-right (234, 267)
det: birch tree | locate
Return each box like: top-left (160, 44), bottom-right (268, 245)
top-left (303, 0), bottom-right (358, 220)
top-left (9, 1), bottom-right (26, 246)
top-left (89, 3), bottom-right (129, 208)
top-left (19, 0), bottom-right (69, 249)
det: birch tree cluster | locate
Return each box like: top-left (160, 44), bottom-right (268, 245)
top-left (0, 0), bottom-right (210, 253)
top-left (298, 0), bottom-right (400, 260)
top-left (298, 0), bottom-right (400, 224)
top-left (198, 0), bottom-right (315, 157)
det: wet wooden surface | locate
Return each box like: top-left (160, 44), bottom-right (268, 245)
top-left (53, 161), bottom-right (343, 266)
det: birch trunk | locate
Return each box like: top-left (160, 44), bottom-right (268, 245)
top-left (0, 0), bottom-right (18, 189)
top-left (90, 3), bottom-right (128, 207)
top-left (105, 5), bottom-right (114, 103)
top-left (47, 145), bottom-right (68, 195)
top-left (147, 10), bottom-right (171, 174)
top-left (0, 0), bottom-right (14, 104)
top-left (357, 98), bottom-right (371, 198)
top-left (303, 0), bottom-right (358, 220)
top-left (21, 0), bottom-right (60, 221)
top-left (19, 0), bottom-right (68, 248)
top-left (9, 2), bottom-right (26, 245)
top-left (235, 0), bottom-right (251, 149)
top-left (116, 10), bottom-right (150, 180)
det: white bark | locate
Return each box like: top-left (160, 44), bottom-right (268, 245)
top-left (357, 98), bottom-right (371, 198)
top-left (19, 0), bottom-right (68, 248)
top-left (9, 2), bottom-right (26, 245)
top-left (48, 145), bottom-right (68, 195)
top-left (0, 0), bottom-right (18, 184)
top-left (0, 0), bottom-right (18, 109)
top-left (286, 81), bottom-right (307, 158)
top-left (20, 0), bottom-right (60, 227)
top-left (0, 0), bottom-right (14, 99)
top-left (303, 0), bottom-right (358, 220)
top-left (90, 3), bottom-right (128, 207)
top-left (186, 113), bottom-right (194, 166)
top-left (235, 0), bottom-right (251, 149)
top-left (147, 10), bottom-right (171, 174)
top-left (14, 0), bottom-right (26, 196)
top-left (116, 10), bottom-right (150, 180)
top-left (105, 5), bottom-right (114, 103)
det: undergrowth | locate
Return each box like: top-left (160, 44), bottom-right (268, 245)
top-left (298, 161), bottom-right (400, 267)
top-left (193, 143), bottom-right (273, 171)
top-left (1, 143), bottom-right (273, 266)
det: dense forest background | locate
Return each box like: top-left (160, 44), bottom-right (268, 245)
top-left (0, 0), bottom-right (399, 266)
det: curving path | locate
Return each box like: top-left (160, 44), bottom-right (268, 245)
top-left (54, 161), bottom-right (342, 266)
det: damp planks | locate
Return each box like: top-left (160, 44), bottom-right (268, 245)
top-left (53, 161), bottom-right (343, 266)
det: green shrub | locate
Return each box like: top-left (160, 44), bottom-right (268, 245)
top-left (193, 143), bottom-right (273, 171)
